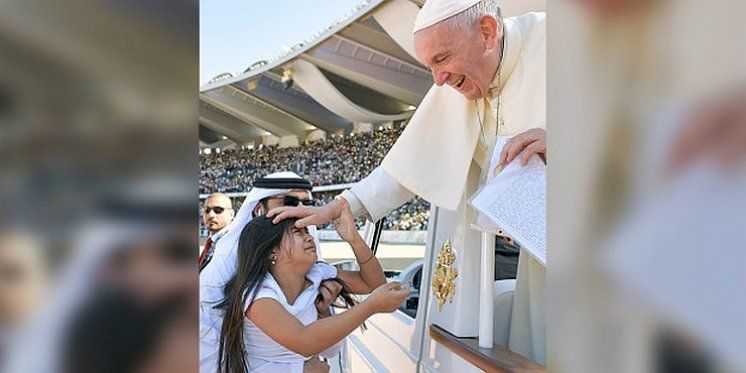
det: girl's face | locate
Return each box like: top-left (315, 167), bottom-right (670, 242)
top-left (275, 226), bottom-right (317, 267)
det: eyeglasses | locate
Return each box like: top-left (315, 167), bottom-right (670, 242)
top-left (203, 206), bottom-right (230, 214)
top-left (265, 195), bottom-right (317, 207)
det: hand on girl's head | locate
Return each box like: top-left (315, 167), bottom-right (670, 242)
top-left (291, 226), bottom-right (310, 236)
top-left (267, 205), bottom-right (306, 223)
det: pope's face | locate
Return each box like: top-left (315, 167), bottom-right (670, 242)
top-left (414, 17), bottom-right (500, 100)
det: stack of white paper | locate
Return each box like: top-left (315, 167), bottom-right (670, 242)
top-left (470, 136), bottom-right (547, 266)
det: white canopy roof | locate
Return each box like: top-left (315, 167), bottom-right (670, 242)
top-left (199, 0), bottom-right (545, 146)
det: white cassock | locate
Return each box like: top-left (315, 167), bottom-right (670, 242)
top-left (340, 12), bottom-right (547, 365)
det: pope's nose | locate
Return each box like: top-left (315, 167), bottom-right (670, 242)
top-left (432, 70), bottom-right (449, 86)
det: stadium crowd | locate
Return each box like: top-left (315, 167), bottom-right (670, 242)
top-left (199, 126), bottom-right (403, 193)
top-left (200, 193), bottom-right (430, 235)
top-left (313, 192), bottom-right (430, 231)
top-left (199, 125), bottom-right (431, 232)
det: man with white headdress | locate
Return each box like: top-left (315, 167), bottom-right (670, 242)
top-left (269, 0), bottom-right (547, 365)
top-left (199, 171), bottom-right (342, 372)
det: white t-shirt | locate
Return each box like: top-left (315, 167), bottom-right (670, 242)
top-left (200, 262), bottom-right (338, 372)
top-left (200, 226), bottom-right (325, 367)
top-left (242, 262), bottom-right (338, 372)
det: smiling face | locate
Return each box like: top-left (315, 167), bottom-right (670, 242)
top-left (414, 14), bottom-right (502, 100)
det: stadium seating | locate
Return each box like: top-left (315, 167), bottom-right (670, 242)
top-left (199, 125), bottom-right (430, 231)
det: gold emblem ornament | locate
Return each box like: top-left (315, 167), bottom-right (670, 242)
top-left (432, 239), bottom-right (459, 311)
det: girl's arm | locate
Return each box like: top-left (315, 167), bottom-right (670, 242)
top-left (332, 197), bottom-right (386, 294)
top-left (248, 282), bottom-right (409, 356)
top-left (336, 236), bottom-right (386, 294)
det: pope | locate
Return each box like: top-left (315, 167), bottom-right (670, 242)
top-left (269, 0), bottom-right (547, 364)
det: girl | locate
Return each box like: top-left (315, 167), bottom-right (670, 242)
top-left (217, 198), bottom-right (409, 372)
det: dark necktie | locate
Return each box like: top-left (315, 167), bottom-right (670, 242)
top-left (198, 237), bottom-right (214, 272)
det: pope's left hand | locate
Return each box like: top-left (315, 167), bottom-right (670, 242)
top-left (499, 128), bottom-right (546, 167)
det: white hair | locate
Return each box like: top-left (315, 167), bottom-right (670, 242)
top-left (443, 0), bottom-right (502, 34)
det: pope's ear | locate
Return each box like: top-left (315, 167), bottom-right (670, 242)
top-left (478, 14), bottom-right (500, 52)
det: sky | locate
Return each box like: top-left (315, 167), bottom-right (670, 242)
top-left (200, 0), bottom-right (365, 85)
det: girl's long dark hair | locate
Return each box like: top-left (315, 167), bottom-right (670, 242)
top-left (216, 215), bottom-right (295, 373)
top-left (317, 277), bottom-right (366, 331)
top-left (216, 215), bottom-right (363, 372)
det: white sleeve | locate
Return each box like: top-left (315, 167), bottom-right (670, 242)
top-left (313, 262), bottom-right (338, 280)
top-left (341, 167), bottom-right (415, 222)
top-left (243, 284), bottom-right (280, 312)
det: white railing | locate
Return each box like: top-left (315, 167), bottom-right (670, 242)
top-left (199, 229), bottom-right (427, 244)
top-left (318, 229), bottom-right (427, 244)
top-left (479, 232), bottom-right (495, 348)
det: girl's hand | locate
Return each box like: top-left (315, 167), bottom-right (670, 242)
top-left (315, 279), bottom-right (344, 318)
top-left (365, 282), bottom-right (410, 313)
top-left (303, 356), bottom-right (330, 373)
top-left (332, 197), bottom-right (362, 244)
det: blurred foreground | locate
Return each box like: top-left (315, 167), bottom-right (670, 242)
top-left (550, 0), bottom-right (746, 372)
top-left (0, 0), bottom-right (198, 372)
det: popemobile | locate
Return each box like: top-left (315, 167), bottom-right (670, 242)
top-left (199, 0), bottom-right (547, 371)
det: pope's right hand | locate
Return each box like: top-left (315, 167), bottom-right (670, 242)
top-left (365, 282), bottom-right (410, 313)
top-left (268, 198), bottom-right (342, 228)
